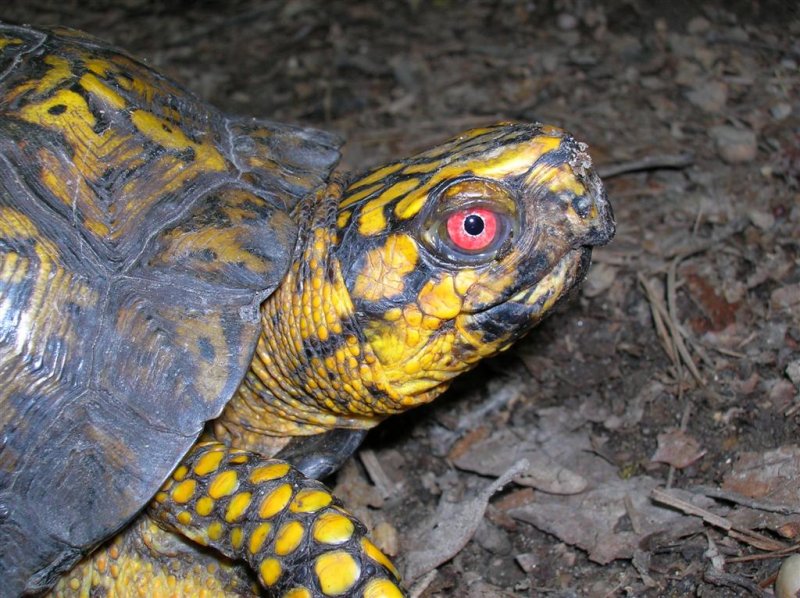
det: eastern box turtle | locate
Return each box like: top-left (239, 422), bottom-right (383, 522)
top-left (0, 22), bottom-right (615, 598)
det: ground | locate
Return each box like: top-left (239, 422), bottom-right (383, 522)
top-left (5, 1), bottom-right (799, 596)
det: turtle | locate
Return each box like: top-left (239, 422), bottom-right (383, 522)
top-left (0, 21), bottom-right (615, 598)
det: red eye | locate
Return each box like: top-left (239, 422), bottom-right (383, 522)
top-left (446, 207), bottom-right (498, 252)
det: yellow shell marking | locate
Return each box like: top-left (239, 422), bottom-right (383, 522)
top-left (290, 489), bottom-right (333, 513)
top-left (312, 512), bottom-right (355, 545)
top-left (363, 579), bottom-right (405, 598)
top-left (315, 551), bottom-right (361, 596)
top-left (259, 558), bottom-right (282, 587)
top-left (249, 522), bottom-right (272, 554)
top-left (225, 492), bottom-right (252, 522)
top-left (250, 463), bottom-right (291, 483)
top-left (274, 520), bottom-right (305, 555)
top-left (194, 449), bottom-right (225, 476)
top-left (170, 480), bottom-right (196, 504)
top-left (258, 483), bottom-right (293, 518)
top-left (208, 470), bottom-right (239, 499)
top-left (79, 72), bottom-right (126, 109)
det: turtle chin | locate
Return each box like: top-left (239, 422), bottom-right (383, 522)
top-left (454, 246), bottom-right (592, 359)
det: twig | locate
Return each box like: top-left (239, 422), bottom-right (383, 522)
top-left (651, 488), bottom-right (788, 552)
top-left (693, 485), bottom-right (800, 515)
top-left (597, 152), bottom-right (694, 179)
top-left (703, 567), bottom-right (771, 597)
top-left (359, 449), bottom-right (396, 500)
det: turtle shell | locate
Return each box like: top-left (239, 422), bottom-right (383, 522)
top-left (0, 23), bottom-right (340, 594)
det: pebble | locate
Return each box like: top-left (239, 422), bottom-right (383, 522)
top-left (686, 80), bottom-right (728, 112)
top-left (687, 16), bottom-right (711, 35)
top-left (709, 125), bottom-right (757, 163)
top-left (776, 554), bottom-right (800, 598)
top-left (772, 103), bottom-right (792, 121)
top-left (787, 360), bottom-right (800, 387)
top-left (556, 13), bottom-right (578, 31)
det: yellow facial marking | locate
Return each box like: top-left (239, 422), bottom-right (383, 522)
top-left (249, 522), bottom-right (272, 554)
top-left (170, 479), bottom-right (196, 504)
top-left (312, 512), bottom-right (355, 545)
top-left (362, 538), bottom-right (400, 578)
top-left (250, 463), bottom-right (291, 483)
top-left (351, 234), bottom-right (419, 301)
top-left (363, 579), bottom-right (405, 598)
top-left (274, 520), bottom-right (305, 555)
top-left (208, 470), bottom-right (239, 499)
top-left (315, 551), bottom-right (361, 596)
top-left (195, 496), bottom-right (215, 516)
top-left (259, 558), bottom-right (282, 587)
top-left (357, 178), bottom-right (420, 235)
top-left (338, 183), bottom-right (383, 210)
top-left (258, 483), bottom-right (293, 518)
top-left (194, 449), bottom-right (225, 476)
top-left (416, 274), bottom-right (462, 320)
top-left (225, 491), bottom-right (253, 522)
top-left (347, 162), bottom-right (403, 192)
top-left (290, 489), bottom-right (333, 513)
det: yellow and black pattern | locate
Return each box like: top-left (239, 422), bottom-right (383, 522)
top-left (150, 443), bottom-right (403, 598)
top-left (217, 123), bottom-right (615, 444)
top-left (1, 22), bottom-right (616, 598)
top-left (0, 22), bottom-right (340, 596)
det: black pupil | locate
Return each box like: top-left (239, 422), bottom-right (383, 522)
top-left (464, 214), bottom-right (484, 236)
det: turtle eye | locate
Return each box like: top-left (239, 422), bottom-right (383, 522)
top-left (446, 207), bottom-right (499, 252)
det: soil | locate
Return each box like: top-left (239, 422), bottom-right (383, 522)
top-left (4, 1), bottom-right (798, 596)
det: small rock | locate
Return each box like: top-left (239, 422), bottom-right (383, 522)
top-left (749, 209), bottom-right (775, 230)
top-left (710, 125), bottom-right (758, 164)
top-left (556, 13), bottom-right (578, 31)
top-left (686, 80), bottom-right (728, 112)
top-left (687, 16), bottom-right (711, 35)
top-left (776, 554), bottom-right (800, 598)
top-left (787, 360), bottom-right (800, 386)
top-left (772, 103), bottom-right (792, 121)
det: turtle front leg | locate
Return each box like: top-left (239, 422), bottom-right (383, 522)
top-left (149, 442), bottom-right (405, 598)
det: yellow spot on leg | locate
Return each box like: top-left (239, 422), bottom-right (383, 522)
top-left (249, 522), bottom-right (272, 554)
top-left (170, 479), bottom-right (196, 504)
top-left (290, 489), bottom-right (333, 513)
top-left (284, 588), bottom-right (313, 598)
top-left (208, 470), bottom-right (239, 498)
top-left (259, 558), bottom-right (282, 587)
top-left (196, 496), bottom-right (215, 516)
top-left (363, 578), bottom-right (405, 598)
top-left (259, 483), bottom-right (293, 518)
top-left (194, 449), bottom-right (225, 475)
top-left (250, 463), bottom-right (291, 483)
top-left (225, 491), bottom-right (253, 522)
top-left (312, 512), bottom-right (355, 545)
top-left (315, 551), bottom-right (360, 596)
top-left (362, 538), bottom-right (400, 578)
top-left (274, 520), bottom-right (304, 556)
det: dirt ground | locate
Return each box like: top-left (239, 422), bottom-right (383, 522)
top-left (5, 1), bottom-right (799, 596)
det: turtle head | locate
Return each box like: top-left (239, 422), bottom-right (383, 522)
top-left (336, 122), bottom-right (615, 405)
top-left (222, 123), bottom-right (614, 441)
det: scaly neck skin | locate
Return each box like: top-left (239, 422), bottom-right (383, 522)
top-left (213, 182), bottom-right (432, 453)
